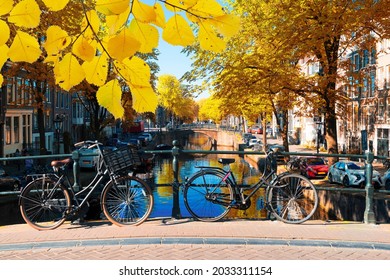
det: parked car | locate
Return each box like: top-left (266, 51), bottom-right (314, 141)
top-left (248, 125), bottom-right (263, 134)
top-left (381, 170), bottom-right (390, 190)
top-left (78, 145), bottom-right (116, 169)
top-left (300, 157), bottom-right (329, 179)
top-left (247, 139), bottom-right (263, 151)
top-left (242, 133), bottom-right (253, 144)
top-left (327, 161), bottom-right (382, 189)
top-left (0, 167), bottom-right (21, 192)
top-left (139, 133), bottom-right (153, 142)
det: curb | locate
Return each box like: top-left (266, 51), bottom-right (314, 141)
top-left (1, 237), bottom-right (390, 252)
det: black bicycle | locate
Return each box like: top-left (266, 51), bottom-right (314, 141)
top-left (183, 147), bottom-right (318, 224)
top-left (19, 140), bottom-right (154, 230)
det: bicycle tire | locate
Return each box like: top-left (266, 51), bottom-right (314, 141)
top-left (101, 175), bottom-right (153, 226)
top-left (183, 170), bottom-right (234, 222)
top-left (19, 177), bottom-right (71, 230)
top-left (267, 173), bottom-right (318, 224)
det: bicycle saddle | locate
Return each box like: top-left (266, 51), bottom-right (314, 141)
top-left (218, 158), bottom-right (235, 165)
top-left (51, 158), bottom-right (72, 168)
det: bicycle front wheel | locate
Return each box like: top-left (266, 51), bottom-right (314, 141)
top-left (184, 171), bottom-right (234, 222)
top-left (267, 173), bottom-right (318, 224)
top-left (19, 177), bottom-right (71, 230)
top-left (101, 175), bottom-right (153, 226)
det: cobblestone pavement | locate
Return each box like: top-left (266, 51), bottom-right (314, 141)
top-left (1, 219), bottom-right (390, 260)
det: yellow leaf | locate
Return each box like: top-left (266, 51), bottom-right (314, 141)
top-left (164, 0), bottom-right (196, 12)
top-left (0, 0), bottom-right (13, 16)
top-left (82, 10), bottom-right (101, 39)
top-left (8, 31), bottom-right (41, 63)
top-left (108, 28), bottom-right (141, 61)
top-left (152, 3), bottom-right (165, 28)
top-left (133, 0), bottom-right (156, 23)
top-left (198, 22), bottom-right (226, 52)
top-left (0, 44), bottom-right (9, 68)
top-left (129, 19), bottom-right (159, 53)
top-left (8, 0), bottom-right (41, 28)
top-left (115, 56), bottom-right (151, 87)
top-left (96, 79), bottom-right (124, 119)
top-left (95, 0), bottom-right (130, 15)
top-left (189, 0), bottom-right (225, 18)
top-left (209, 14), bottom-right (241, 38)
top-left (82, 53), bottom-right (108, 86)
top-left (42, 0), bottom-right (69, 11)
top-left (130, 84), bottom-right (158, 113)
top-left (0, 20), bottom-right (10, 45)
top-left (56, 53), bottom-right (85, 91)
top-left (106, 6), bottom-right (130, 36)
top-left (72, 36), bottom-right (96, 62)
top-left (162, 14), bottom-right (195, 47)
top-left (0, 74), bottom-right (3, 86)
top-left (44, 25), bottom-right (71, 56)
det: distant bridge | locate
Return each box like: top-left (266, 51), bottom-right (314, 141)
top-left (178, 124), bottom-right (239, 148)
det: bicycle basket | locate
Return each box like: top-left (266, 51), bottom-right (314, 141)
top-left (103, 146), bottom-right (142, 174)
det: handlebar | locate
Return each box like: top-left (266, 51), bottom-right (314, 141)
top-left (74, 140), bottom-right (103, 150)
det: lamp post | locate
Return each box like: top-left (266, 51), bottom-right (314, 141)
top-left (54, 115), bottom-right (63, 154)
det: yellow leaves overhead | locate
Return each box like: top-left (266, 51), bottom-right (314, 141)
top-left (0, 20), bottom-right (9, 45)
top-left (82, 53), bottom-right (109, 87)
top-left (163, 14), bottom-right (195, 47)
top-left (108, 28), bottom-right (141, 61)
top-left (129, 19), bottom-right (159, 53)
top-left (42, 0), bottom-right (69, 11)
top-left (55, 53), bottom-right (85, 91)
top-left (44, 26), bottom-right (71, 56)
top-left (0, 0), bottom-right (13, 16)
top-left (96, 79), bottom-right (124, 119)
top-left (0, 0), bottom-right (240, 119)
top-left (8, 31), bottom-right (41, 63)
top-left (8, 0), bottom-right (40, 28)
top-left (95, 0), bottom-right (130, 16)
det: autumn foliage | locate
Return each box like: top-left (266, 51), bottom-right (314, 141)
top-left (0, 0), bottom-right (239, 119)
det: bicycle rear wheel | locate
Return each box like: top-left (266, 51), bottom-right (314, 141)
top-left (101, 175), bottom-right (153, 226)
top-left (183, 171), bottom-right (234, 222)
top-left (19, 177), bottom-right (71, 230)
top-left (267, 173), bottom-right (318, 224)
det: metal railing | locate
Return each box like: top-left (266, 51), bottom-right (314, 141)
top-left (1, 140), bottom-right (389, 224)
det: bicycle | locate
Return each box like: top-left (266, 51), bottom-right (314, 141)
top-left (19, 140), bottom-right (154, 230)
top-left (285, 156), bottom-right (303, 172)
top-left (183, 147), bottom-right (318, 224)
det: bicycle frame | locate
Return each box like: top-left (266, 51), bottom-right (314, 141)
top-left (194, 154), bottom-right (285, 206)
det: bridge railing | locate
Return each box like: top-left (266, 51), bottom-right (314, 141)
top-left (1, 140), bottom-right (389, 225)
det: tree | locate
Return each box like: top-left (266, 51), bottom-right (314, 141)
top-left (157, 74), bottom-right (197, 125)
top-left (185, 0), bottom-right (390, 161)
top-left (0, 0), bottom-right (240, 120)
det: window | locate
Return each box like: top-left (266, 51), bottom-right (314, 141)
top-left (14, 116), bottom-right (19, 143)
top-left (378, 67), bottom-right (384, 89)
top-left (353, 54), bottom-right (360, 71)
top-left (6, 77), bottom-right (14, 104)
top-left (5, 117), bottom-right (11, 144)
top-left (16, 77), bottom-right (22, 105)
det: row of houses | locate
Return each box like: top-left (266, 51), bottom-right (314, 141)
top-left (286, 39), bottom-right (390, 157)
top-left (0, 68), bottom-right (114, 159)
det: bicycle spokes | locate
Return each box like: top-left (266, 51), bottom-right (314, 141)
top-left (268, 174), bottom-right (318, 224)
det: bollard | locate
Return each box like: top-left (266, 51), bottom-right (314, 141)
top-left (72, 150), bottom-right (81, 192)
top-left (364, 151), bottom-right (376, 224)
top-left (171, 140), bottom-right (182, 219)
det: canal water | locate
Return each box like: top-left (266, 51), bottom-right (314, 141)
top-left (148, 132), bottom-right (269, 220)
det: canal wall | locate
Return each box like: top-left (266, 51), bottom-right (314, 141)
top-left (244, 154), bottom-right (390, 223)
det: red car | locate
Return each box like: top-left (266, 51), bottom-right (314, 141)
top-left (249, 125), bottom-right (263, 134)
top-left (300, 157), bottom-right (329, 179)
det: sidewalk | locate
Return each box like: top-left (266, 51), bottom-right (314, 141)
top-left (1, 219), bottom-right (390, 260)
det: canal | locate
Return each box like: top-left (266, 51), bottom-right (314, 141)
top-left (147, 132), bottom-right (269, 221)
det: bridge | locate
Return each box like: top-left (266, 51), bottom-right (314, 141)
top-left (178, 124), bottom-right (240, 148)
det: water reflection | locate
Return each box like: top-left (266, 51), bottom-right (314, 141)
top-left (149, 132), bottom-right (268, 220)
